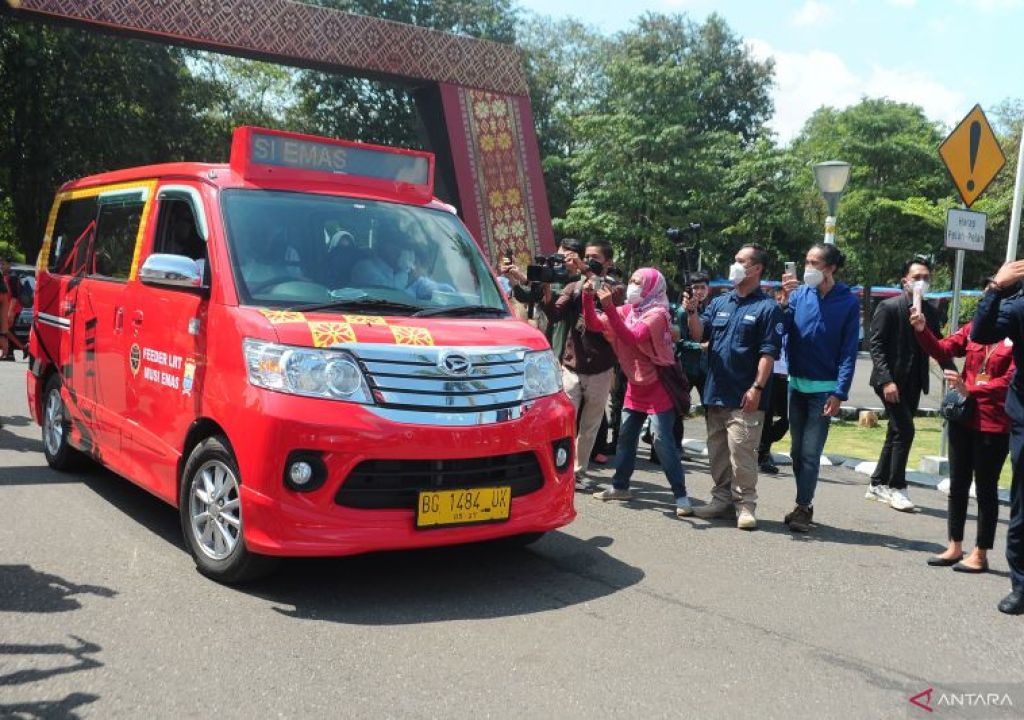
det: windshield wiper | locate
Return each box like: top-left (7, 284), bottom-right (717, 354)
top-left (413, 305), bottom-right (509, 318)
top-left (288, 298), bottom-right (423, 315)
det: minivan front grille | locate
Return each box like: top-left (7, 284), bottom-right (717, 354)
top-left (335, 452), bottom-right (544, 509)
top-left (352, 344), bottom-right (526, 413)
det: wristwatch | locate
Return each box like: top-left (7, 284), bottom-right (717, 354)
top-left (751, 383), bottom-right (765, 391)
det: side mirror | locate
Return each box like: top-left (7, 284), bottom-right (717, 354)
top-left (139, 254), bottom-right (205, 290)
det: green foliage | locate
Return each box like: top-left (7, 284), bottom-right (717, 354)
top-left (289, 0), bottom-right (520, 149)
top-left (0, 0), bottom-right (1019, 295)
top-left (789, 99), bottom-right (951, 288)
top-left (0, 17), bottom-right (226, 262)
top-left (558, 13), bottom-right (778, 281)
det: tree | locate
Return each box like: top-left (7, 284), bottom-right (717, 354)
top-left (558, 13), bottom-right (776, 281)
top-left (517, 14), bottom-right (610, 220)
top-left (790, 100), bottom-right (951, 281)
top-left (0, 17), bottom-right (225, 262)
top-left (291, 0), bottom-right (519, 147)
top-left (788, 99), bottom-right (952, 334)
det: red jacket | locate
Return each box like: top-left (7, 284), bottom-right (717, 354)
top-left (915, 322), bottom-right (1014, 434)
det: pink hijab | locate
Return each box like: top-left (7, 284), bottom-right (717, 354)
top-left (624, 268), bottom-right (675, 365)
top-left (625, 268), bottom-right (671, 328)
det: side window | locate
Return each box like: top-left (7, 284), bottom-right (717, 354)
top-left (92, 201), bottom-right (144, 280)
top-left (153, 199), bottom-right (206, 262)
top-left (48, 196), bottom-right (99, 274)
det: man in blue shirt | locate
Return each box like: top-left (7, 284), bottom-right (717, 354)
top-left (778, 242), bottom-right (861, 532)
top-left (684, 244), bottom-right (783, 530)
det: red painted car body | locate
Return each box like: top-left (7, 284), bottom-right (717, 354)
top-left (26, 127), bottom-right (575, 562)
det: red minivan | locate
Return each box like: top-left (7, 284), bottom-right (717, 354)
top-left (26, 127), bottom-right (575, 582)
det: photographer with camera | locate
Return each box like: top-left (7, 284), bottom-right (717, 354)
top-left (541, 241), bottom-right (624, 489)
top-left (500, 239), bottom-right (584, 360)
top-left (584, 268), bottom-right (692, 515)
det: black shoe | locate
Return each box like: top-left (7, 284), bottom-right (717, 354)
top-left (758, 456), bottom-right (778, 474)
top-left (784, 504), bottom-right (813, 532)
top-left (997, 591), bottom-right (1024, 615)
top-left (0, 354), bottom-right (13, 362)
top-left (927, 554), bottom-right (963, 567)
top-left (952, 560), bottom-right (988, 574)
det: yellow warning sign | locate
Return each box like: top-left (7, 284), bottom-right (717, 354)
top-left (939, 105), bottom-right (1006, 207)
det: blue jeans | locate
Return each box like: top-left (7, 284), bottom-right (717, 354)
top-left (613, 408), bottom-right (687, 497)
top-left (788, 389), bottom-right (833, 507)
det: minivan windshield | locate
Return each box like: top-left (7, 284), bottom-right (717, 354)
top-left (221, 190), bottom-right (507, 315)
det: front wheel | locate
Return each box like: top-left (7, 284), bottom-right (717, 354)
top-left (179, 436), bottom-right (278, 583)
top-left (41, 374), bottom-right (82, 471)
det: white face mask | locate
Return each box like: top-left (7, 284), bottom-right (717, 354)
top-left (625, 284), bottom-right (643, 305)
top-left (728, 262), bottom-right (747, 285)
top-left (911, 279), bottom-right (929, 295)
top-left (804, 267), bottom-right (824, 288)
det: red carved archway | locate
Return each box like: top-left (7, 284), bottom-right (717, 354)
top-left (4, 0), bottom-right (554, 260)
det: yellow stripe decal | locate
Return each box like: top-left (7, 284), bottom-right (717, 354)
top-left (259, 309), bottom-right (308, 324)
top-left (390, 326), bottom-right (434, 346)
top-left (309, 322), bottom-right (357, 347)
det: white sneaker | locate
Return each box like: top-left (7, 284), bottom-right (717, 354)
top-left (675, 496), bottom-right (693, 517)
top-left (865, 484), bottom-right (891, 503)
top-left (889, 488), bottom-right (915, 512)
top-left (737, 508), bottom-right (758, 530)
top-left (594, 488), bottom-right (633, 501)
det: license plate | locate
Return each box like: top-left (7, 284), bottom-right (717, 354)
top-left (416, 486), bottom-right (512, 529)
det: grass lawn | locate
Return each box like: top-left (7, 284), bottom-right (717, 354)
top-left (777, 415), bottom-right (1012, 490)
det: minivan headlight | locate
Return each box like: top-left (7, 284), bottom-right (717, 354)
top-left (243, 338), bottom-right (373, 404)
top-left (523, 349), bottom-right (561, 400)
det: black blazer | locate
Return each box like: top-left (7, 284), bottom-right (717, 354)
top-left (868, 294), bottom-right (952, 393)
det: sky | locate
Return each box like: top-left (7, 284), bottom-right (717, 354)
top-left (514, 0), bottom-right (1024, 144)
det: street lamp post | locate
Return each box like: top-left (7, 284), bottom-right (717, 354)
top-left (813, 160), bottom-right (852, 245)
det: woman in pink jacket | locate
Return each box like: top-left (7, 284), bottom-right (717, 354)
top-left (583, 267), bottom-right (691, 516)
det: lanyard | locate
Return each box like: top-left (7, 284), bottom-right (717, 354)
top-left (978, 343), bottom-right (999, 377)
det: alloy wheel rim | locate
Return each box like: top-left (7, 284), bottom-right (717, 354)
top-left (189, 460), bottom-right (242, 561)
top-left (44, 389), bottom-right (64, 457)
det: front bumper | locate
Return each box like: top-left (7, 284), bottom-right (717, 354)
top-left (225, 391), bottom-right (576, 557)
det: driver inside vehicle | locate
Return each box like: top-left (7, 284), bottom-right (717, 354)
top-left (238, 220), bottom-right (305, 291)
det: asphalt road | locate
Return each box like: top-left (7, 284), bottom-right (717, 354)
top-left (1, 360), bottom-right (1021, 720)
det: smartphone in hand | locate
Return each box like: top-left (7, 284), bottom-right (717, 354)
top-left (785, 261), bottom-right (796, 278)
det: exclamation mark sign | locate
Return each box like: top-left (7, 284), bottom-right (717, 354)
top-left (966, 120), bottom-right (981, 192)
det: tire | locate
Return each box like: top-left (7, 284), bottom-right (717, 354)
top-left (41, 374), bottom-right (83, 471)
top-left (179, 436), bottom-right (279, 583)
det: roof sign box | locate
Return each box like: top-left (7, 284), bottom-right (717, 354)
top-left (229, 126), bottom-right (435, 201)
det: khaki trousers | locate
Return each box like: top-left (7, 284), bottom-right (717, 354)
top-left (562, 366), bottom-right (615, 475)
top-left (705, 406), bottom-right (764, 512)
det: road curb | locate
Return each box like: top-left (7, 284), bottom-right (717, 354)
top-left (679, 438), bottom-right (1011, 506)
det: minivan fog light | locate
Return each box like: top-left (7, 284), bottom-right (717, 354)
top-left (552, 438), bottom-right (573, 473)
top-left (290, 462), bottom-right (313, 486)
top-left (283, 451), bottom-right (327, 492)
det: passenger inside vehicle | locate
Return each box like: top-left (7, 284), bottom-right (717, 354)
top-left (350, 214), bottom-right (453, 300)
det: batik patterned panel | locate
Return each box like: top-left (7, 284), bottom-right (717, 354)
top-left (10, 0), bottom-right (529, 95)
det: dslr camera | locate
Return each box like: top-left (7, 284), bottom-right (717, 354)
top-left (666, 223), bottom-right (702, 246)
top-left (527, 253), bottom-right (570, 284)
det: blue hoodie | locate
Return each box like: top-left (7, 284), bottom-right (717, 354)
top-left (782, 282), bottom-right (861, 400)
